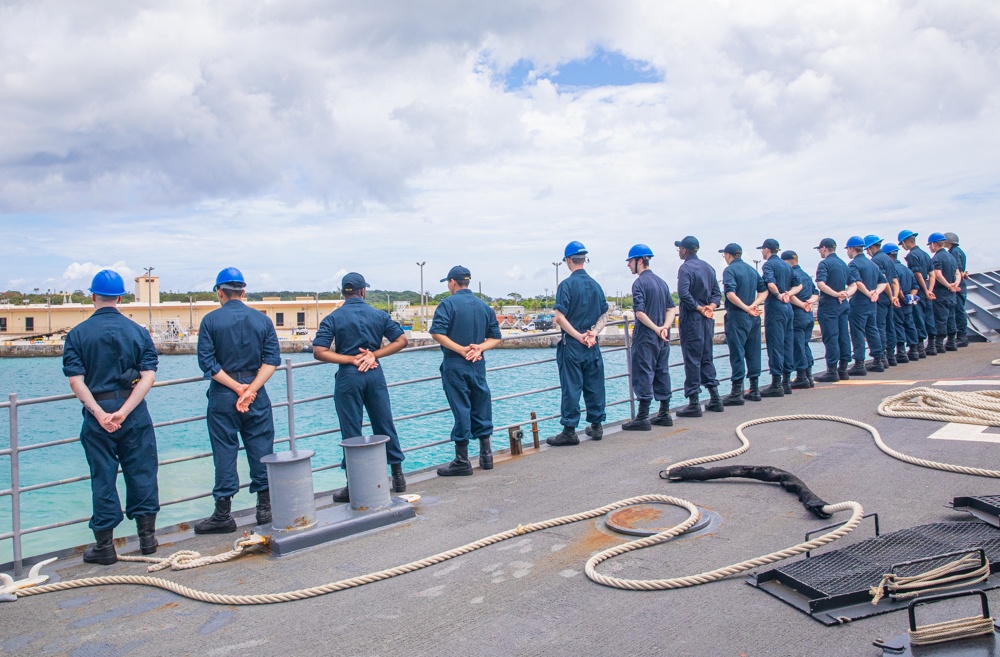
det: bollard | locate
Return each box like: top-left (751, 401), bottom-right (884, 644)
top-left (261, 449), bottom-right (317, 532)
top-left (340, 435), bottom-right (391, 511)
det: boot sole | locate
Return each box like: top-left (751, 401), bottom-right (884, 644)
top-left (722, 400), bottom-right (745, 406)
top-left (194, 523), bottom-right (237, 535)
top-left (139, 543), bottom-right (158, 555)
top-left (437, 468), bottom-right (474, 476)
top-left (650, 418), bottom-right (674, 425)
top-left (83, 555), bottom-right (118, 565)
top-left (621, 424), bottom-right (651, 431)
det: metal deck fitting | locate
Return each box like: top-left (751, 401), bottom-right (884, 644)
top-left (874, 591), bottom-right (1000, 656)
top-left (749, 521), bottom-right (1000, 625)
top-left (604, 503), bottom-right (713, 537)
top-left (952, 497), bottom-right (1000, 528)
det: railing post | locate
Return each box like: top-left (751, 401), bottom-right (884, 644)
top-left (530, 411), bottom-right (540, 449)
top-left (9, 393), bottom-right (22, 576)
top-left (623, 318), bottom-right (635, 418)
top-left (284, 358), bottom-right (296, 451)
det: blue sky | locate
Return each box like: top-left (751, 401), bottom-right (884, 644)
top-left (2, 1), bottom-right (999, 298)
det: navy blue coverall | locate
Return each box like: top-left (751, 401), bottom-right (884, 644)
top-left (198, 300), bottom-right (281, 499)
top-left (677, 255), bottom-right (721, 396)
top-left (871, 250), bottom-right (899, 360)
top-left (790, 264), bottom-right (817, 372)
top-left (905, 245), bottom-right (933, 342)
top-left (629, 269), bottom-right (675, 401)
top-left (815, 253), bottom-right (852, 367)
top-left (931, 249), bottom-right (959, 337)
top-left (314, 298), bottom-right (407, 466)
top-left (63, 307), bottom-right (160, 532)
top-left (848, 254), bottom-right (887, 362)
top-left (554, 269), bottom-right (609, 428)
top-left (762, 255), bottom-right (795, 377)
top-left (893, 260), bottom-right (919, 348)
top-left (430, 289), bottom-right (502, 442)
top-left (949, 244), bottom-right (968, 339)
top-left (722, 258), bottom-right (765, 382)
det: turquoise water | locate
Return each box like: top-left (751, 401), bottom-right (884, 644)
top-left (0, 342), bottom-right (812, 562)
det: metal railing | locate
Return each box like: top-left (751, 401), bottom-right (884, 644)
top-left (0, 318), bottom-right (737, 575)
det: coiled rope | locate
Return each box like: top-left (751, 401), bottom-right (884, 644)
top-left (16, 416), bottom-right (869, 604)
top-left (118, 534), bottom-right (267, 572)
top-left (910, 615), bottom-right (996, 646)
top-left (869, 553), bottom-right (991, 605)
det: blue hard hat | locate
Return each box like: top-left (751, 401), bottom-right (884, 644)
top-left (863, 234), bottom-right (883, 249)
top-left (881, 243), bottom-right (899, 255)
top-left (845, 235), bottom-right (866, 249)
top-left (927, 232), bottom-right (947, 245)
top-left (213, 267), bottom-right (246, 291)
top-left (626, 244), bottom-right (654, 261)
top-left (564, 241), bottom-right (588, 258)
top-left (89, 270), bottom-right (126, 296)
top-left (897, 229), bottom-right (917, 245)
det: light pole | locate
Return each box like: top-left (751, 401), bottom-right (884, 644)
top-left (544, 287), bottom-right (548, 310)
top-left (314, 292), bottom-right (320, 329)
top-left (143, 266), bottom-right (155, 330)
top-left (189, 296), bottom-right (194, 331)
top-left (552, 260), bottom-right (563, 294)
top-left (45, 289), bottom-right (51, 332)
top-left (416, 261), bottom-right (426, 331)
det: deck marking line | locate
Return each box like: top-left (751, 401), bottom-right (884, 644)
top-left (928, 423), bottom-right (999, 443)
top-left (933, 380), bottom-right (1000, 387)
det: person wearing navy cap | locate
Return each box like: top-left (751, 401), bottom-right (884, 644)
top-left (621, 244), bottom-right (677, 429)
top-left (62, 270), bottom-right (160, 565)
top-left (719, 243), bottom-right (767, 404)
top-left (430, 266), bottom-right (503, 475)
top-left (927, 233), bottom-right (962, 354)
top-left (882, 243), bottom-right (920, 362)
top-left (845, 237), bottom-right (887, 375)
top-left (314, 272), bottom-right (409, 499)
top-left (865, 235), bottom-right (900, 368)
top-left (758, 238), bottom-right (800, 396)
top-left (944, 232), bottom-right (969, 348)
top-left (813, 238), bottom-right (856, 382)
top-left (898, 230), bottom-right (933, 357)
top-left (675, 235), bottom-right (724, 417)
top-left (780, 251), bottom-right (819, 389)
top-left (195, 267), bottom-right (280, 532)
top-left (547, 241), bottom-right (609, 446)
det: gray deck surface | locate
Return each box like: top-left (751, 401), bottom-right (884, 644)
top-left (4, 344), bottom-right (1000, 657)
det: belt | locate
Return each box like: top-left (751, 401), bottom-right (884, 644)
top-left (231, 370), bottom-right (259, 380)
top-left (93, 390), bottom-right (131, 402)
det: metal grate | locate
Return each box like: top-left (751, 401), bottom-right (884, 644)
top-left (750, 521), bottom-right (1000, 624)
top-left (953, 496), bottom-right (1000, 527)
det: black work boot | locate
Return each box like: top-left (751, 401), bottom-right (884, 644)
top-left (761, 375), bottom-right (785, 398)
top-left (438, 440), bottom-right (474, 475)
top-left (585, 422), bottom-right (603, 440)
top-left (807, 369), bottom-right (815, 388)
top-left (896, 345), bottom-right (909, 363)
top-left (815, 366), bottom-right (839, 383)
top-left (676, 394), bottom-right (703, 418)
top-left (332, 485), bottom-right (350, 503)
top-left (255, 490), bottom-right (271, 526)
top-left (925, 336), bottom-right (937, 356)
top-left (917, 342), bottom-right (927, 359)
top-left (781, 373), bottom-right (793, 395)
top-left (83, 529), bottom-right (118, 566)
top-left (745, 377), bottom-right (762, 402)
top-left (546, 426), bottom-right (579, 447)
top-left (391, 463), bottom-right (407, 491)
top-left (722, 379), bottom-right (745, 406)
top-left (866, 358), bottom-right (885, 373)
top-left (622, 399), bottom-right (652, 431)
top-left (945, 333), bottom-right (958, 351)
top-left (957, 333), bottom-right (969, 347)
top-left (838, 360), bottom-right (851, 380)
top-left (887, 352), bottom-right (897, 366)
top-left (705, 386), bottom-right (724, 412)
top-left (194, 497), bottom-right (237, 534)
top-left (136, 514), bottom-right (157, 555)
top-left (847, 360), bottom-right (868, 376)
top-left (790, 370), bottom-right (810, 389)
top-left (907, 344), bottom-right (919, 361)
top-left (477, 437), bottom-right (494, 470)
top-left (935, 335), bottom-right (946, 354)
top-left (650, 400), bottom-right (674, 426)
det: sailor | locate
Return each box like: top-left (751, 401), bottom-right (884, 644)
top-left (813, 238), bottom-right (856, 382)
top-left (927, 232), bottom-right (962, 354)
top-left (865, 235), bottom-right (900, 368)
top-left (845, 236), bottom-right (887, 375)
top-left (622, 244), bottom-right (677, 429)
top-left (547, 241), bottom-right (609, 446)
top-left (882, 243), bottom-right (920, 362)
top-left (898, 230), bottom-right (933, 357)
top-left (944, 232), bottom-right (969, 348)
top-left (758, 238), bottom-right (800, 396)
top-left (429, 266), bottom-right (503, 475)
top-left (675, 235), bottom-right (723, 417)
top-left (195, 267), bottom-right (280, 533)
top-left (314, 273), bottom-right (409, 499)
top-left (780, 251), bottom-right (819, 389)
top-left (62, 270), bottom-right (160, 565)
top-left (719, 243), bottom-right (767, 405)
